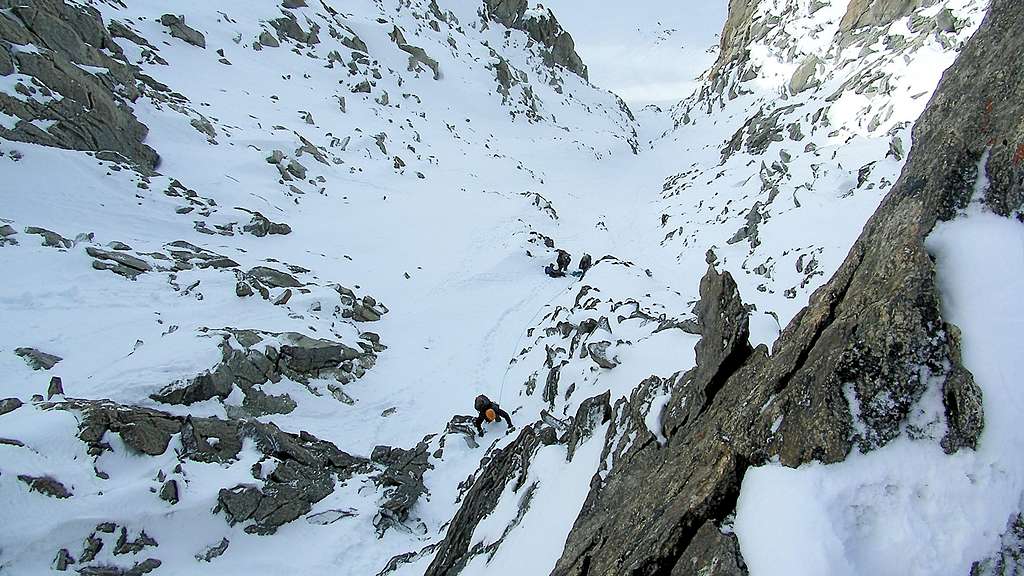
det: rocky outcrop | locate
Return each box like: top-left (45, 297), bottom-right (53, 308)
top-left (268, 12), bottom-right (320, 45)
top-left (158, 14), bottom-right (205, 48)
top-left (15, 346), bottom-right (62, 370)
top-left (839, 0), bottom-right (921, 36)
top-left (54, 521), bottom-right (161, 574)
top-left (214, 420), bottom-right (370, 534)
top-left (371, 441), bottom-right (432, 536)
top-left (239, 209), bottom-right (292, 237)
top-left (789, 55), bottom-right (822, 94)
top-left (425, 425), bottom-right (545, 575)
top-left (150, 328), bottom-right (379, 413)
top-left (548, 2), bottom-right (1024, 572)
top-left (0, 397), bottom-right (23, 416)
top-left (482, 0), bottom-right (587, 80)
top-left (87, 246), bottom-right (152, 279)
top-left (23, 226), bottom-right (72, 248)
top-left (707, 0), bottom-right (760, 85)
top-left (18, 474), bottom-right (72, 498)
top-left (42, 398), bottom-right (371, 535)
top-left (425, 393), bottom-right (611, 575)
top-left (0, 0), bottom-right (160, 169)
top-left (972, 513), bottom-right (1024, 576)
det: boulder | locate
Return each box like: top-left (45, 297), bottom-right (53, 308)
top-left (112, 527), bottom-right (157, 555)
top-left (246, 266), bottom-right (302, 288)
top-left (18, 474), bottom-right (72, 498)
top-left (195, 538), bottom-right (230, 562)
top-left (0, 223), bottom-right (17, 246)
top-left (14, 347), bottom-right (62, 370)
top-left (258, 30), bottom-right (280, 47)
top-left (47, 376), bottom-right (64, 399)
top-left (53, 548), bottom-right (74, 571)
top-left (86, 245), bottom-right (150, 272)
top-left (158, 479), bottom-right (178, 504)
top-left (0, 397), bottom-right (23, 416)
top-left (268, 13), bottom-right (319, 44)
top-left (24, 226), bottom-right (72, 248)
top-left (585, 341), bottom-right (618, 369)
top-left (235, 281), bottom-right (254, 297)
top-left (159, 14), bottom-right (206, 48)
top-left (286, 159), bottom-right (307, 179)
top-left (789, 55), bottom-right (822, 94)
top-left (241, 210), bottom-right (292, 237)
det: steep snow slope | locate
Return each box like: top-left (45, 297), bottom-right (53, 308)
top-left (0, 0), bottom-right (640, 573)
top-left (1, 0), bottom-right (1017, 575)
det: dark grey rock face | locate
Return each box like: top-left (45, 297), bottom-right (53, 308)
top-left (673, 522), bottom-right (748, 575)
top-left (158, 479), bottom-right (178, 504)
top-left (371, 441), bottom-right (432, 536)
top-left (425, 426), bottom-right (544, 575)
top-left (215, 421), bottom-right (369, 534)
top-left (0, 0), bottom-right (159, 169)
top-left (53, 548), bottom-right (74, 571)
top-left (564, 391), bottom-right (611, 462)
top-left (47, 375), bottom-right (64, 399)
top-left (482, 0), bottom-right (587, 80)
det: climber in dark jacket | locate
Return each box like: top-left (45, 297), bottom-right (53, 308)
top-left (556, 249), bottom-right (571, 273)
top-left (474, 394), bottom-right (514, 436)
top-left (544, 263), bottom-right (565, 278)
top-left (578, 253), bottom-right (592, 275)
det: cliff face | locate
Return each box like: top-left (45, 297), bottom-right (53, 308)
top-left (0, 0), bottom-right (160, 169)
top-left (549, 1), bottom-right (1021, 573)
top-left (483, 0), bottom-right (588, 80)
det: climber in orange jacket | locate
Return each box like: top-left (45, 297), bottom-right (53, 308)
top-left (474, 394), bottom-right (514, 436)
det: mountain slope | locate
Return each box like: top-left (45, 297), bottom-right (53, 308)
top-left (1, 0), bottom-right (1021, 575)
